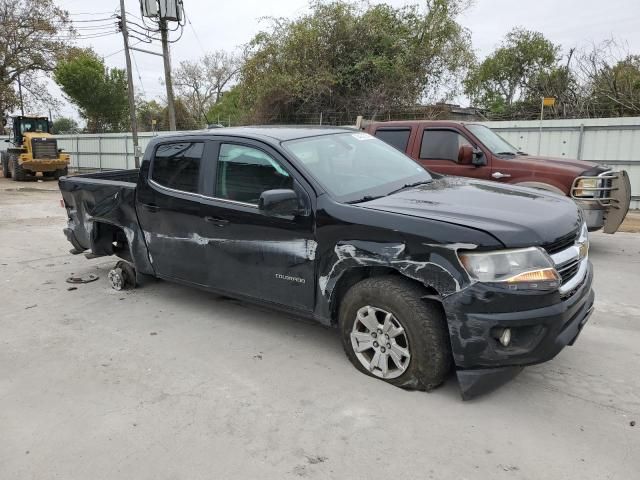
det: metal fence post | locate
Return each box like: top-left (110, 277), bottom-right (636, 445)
top-left (125, 134), bottom-right (129, 169)
top-left (576, 124), bottom-right (585, 160)
top-left (98, 136), bottom-right (102, 171)
top-left (76, 136), bottom-right (80, 171)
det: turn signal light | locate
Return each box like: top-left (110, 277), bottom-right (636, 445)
top-left (506, 268), bottom-right (559, 283)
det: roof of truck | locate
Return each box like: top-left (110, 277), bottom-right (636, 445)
top-left (156, 126), bottom-right (358, 143)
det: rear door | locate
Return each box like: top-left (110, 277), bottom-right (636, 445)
top-left (411, 127), bottom-right (491, 180)
top-left (372, 127), bottom-right (413, 154)
top-left (196, 138), bottom-right (317, 311)
top-left (136, 139), bottom-right (215, 285)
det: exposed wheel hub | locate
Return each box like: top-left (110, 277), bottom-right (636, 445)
top-left (350, 306), bottom-right (411, 379)
top-left (108, 267), bottom-right (125, 291)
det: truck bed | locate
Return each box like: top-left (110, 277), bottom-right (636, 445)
top-left (65, 168), bottom-right (140, 185)
top-left (59, 169), bottom-right (149, 272)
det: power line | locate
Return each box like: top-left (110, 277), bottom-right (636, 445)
top-left (131, 51), bottom-right (147, 97)
top-left (185, 12), bottom-right (206, 55)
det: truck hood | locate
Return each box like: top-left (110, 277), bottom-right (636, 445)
top-left (359, 176), bottom-right (582, 247)
top-left (509, 153), bottom-right (606, 176)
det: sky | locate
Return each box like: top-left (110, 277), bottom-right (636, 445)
top-left (50, 0), bottom-right (640, 120)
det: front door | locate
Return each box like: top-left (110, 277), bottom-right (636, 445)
top-left (411, 128), bottom-right (492, 180)
top-left (197, 140), bottom-right (316, 312)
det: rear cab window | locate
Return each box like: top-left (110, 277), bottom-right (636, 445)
top-left (374, 128), bottom-right (411, 152)
top-left (151, 142), bottom-right (204, 193)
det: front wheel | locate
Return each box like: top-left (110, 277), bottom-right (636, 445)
top-left (10, 154), bottom-right (28, 181)
top-left (339, 276), bottom-right (451, 391)
top-left (54, 166), bottom-right (68, 179)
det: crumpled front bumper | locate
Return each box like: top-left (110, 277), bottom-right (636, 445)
top-left (442, 261), bottom-right (595, 400)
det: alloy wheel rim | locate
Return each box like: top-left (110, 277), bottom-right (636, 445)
top-left (350, 306), bottom-right (411, 379)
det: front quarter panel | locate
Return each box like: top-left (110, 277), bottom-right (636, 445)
top-left (313, 196), bottom-right (503, 322)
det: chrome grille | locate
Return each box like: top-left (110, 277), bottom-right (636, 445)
top-left (32, 138), bottom-right (58, 159)
top-left (543, 230), bottom-right (578, 255)
top-left (557, 259), bottom-right (580, 284)
top-left (550, 222), bottom-right (589, 296)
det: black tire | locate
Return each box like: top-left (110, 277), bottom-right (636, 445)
top-left (1, 152), bottom-right (9, 178)
top-left (54, 166), bottom-right (68, 179)
top-left (339, 276), bottom-right (451, 391)
top-left (10, 154), bottom-right (28, 181)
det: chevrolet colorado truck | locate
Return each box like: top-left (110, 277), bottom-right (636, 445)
top-left (363, 120), bottom-right (631, 233)
top-left (59, 127), bottom-right (594, 399)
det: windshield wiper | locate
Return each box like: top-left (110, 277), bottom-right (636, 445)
top-left (495, 151), bottom-right (517, 156)
top-left (387, 180), bottom-right (432, 196)
top-left (346, 195), bottom-right (385, 204)
top-left (516, 150), bottom-right (528, 155)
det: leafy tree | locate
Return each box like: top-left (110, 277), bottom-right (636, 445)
top-left (54, 49), bottom-right (129, 133)
top-left (237, 0), bottom-right (474, 123)
top-left (174, 50), bottom-right (240, 124)
top-left (0, 0), bottom-right (73, 115)
top-left (163, 98), bottom-right (201, 131)
top-left (589, 56), bottom-right (640, 116)
top-left (574, 42), bottom-right (640, 117)
top-left (51, 117), bottom-right (79, 134)
top-left (136, 98), bottom-right (165, 131)
top-left (206, 86), bottom-right (246, 126)
top-left (465, 28), bottom-right (560, 114)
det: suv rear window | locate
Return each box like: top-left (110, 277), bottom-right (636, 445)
top-left (374, 128), bottom-right (411, 152)
top-left (151, 142), bottom-right (204, 193)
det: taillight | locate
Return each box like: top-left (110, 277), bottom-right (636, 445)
top-left (59, 198), bottom-right (65, 208)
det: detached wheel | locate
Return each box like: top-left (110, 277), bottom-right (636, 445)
top-left (108, 261), bottom-right (136, 291)
top-left (339, 276), bottom-right (451, 391)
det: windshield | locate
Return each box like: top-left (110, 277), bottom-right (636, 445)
top-left (467, 124), bottom-right (518, 155)
top-left (283, 132), bottom-right (431, 202)
top-left (19, 119), bottom-right (49, 134)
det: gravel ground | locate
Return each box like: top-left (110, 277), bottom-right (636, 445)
top-left (0, 177), bottom-right (638, 480)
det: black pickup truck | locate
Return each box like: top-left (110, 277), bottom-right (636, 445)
top-left (59, 127), bottom-right (594, 399)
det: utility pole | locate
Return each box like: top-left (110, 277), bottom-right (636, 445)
top-left (160, 19), bottom-right (177, 131)
top-left (119, 0), bottom-right (140, 168)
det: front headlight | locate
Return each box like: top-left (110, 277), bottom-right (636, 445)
top-left (574, 178), bottom-right (598, 197)
top-left (458, 247), bottom-right (560, 288)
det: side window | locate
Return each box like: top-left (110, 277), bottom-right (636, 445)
top-left (151, 142), bottom-right (203, 193)
top-left (217, 144), bottom-right (293, 204)
top-left (374, 128), bottom-right (411, 152)
top-left (420, 130), bottom-right (471, 162)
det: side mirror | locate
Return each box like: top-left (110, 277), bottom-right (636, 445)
top-left (458, 145), bottom-right (474, 164)
top-left (471, 148), bottom-right (486, 166)
top-left (259, 189), bottom-right (299, 216)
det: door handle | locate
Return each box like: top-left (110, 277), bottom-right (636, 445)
top-left (492, 172), bottom-right (511, 179)
top-left (143, 203), bottom-right (160, 212)
top-left (204, 216), bottom-right (229, 226)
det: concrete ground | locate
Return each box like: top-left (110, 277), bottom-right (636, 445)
top-left (0, 177), bottom-right (638, 480)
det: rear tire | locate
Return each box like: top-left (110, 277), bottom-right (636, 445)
top-left (1, 152), bottom-right (10, 178)
top-left (339, 276), bottom-right (451, 391)
top-left (10, 154), bottom-right (27, 181)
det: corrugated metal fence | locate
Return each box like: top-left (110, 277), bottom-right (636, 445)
top-left (2, 117), bottom-right (639, 208)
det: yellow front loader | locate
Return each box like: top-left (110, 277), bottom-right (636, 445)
top-left (1, 116), bottom-right (70, 181)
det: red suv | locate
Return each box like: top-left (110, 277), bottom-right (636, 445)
top-left (363, 120), bottom-right (631, 233)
